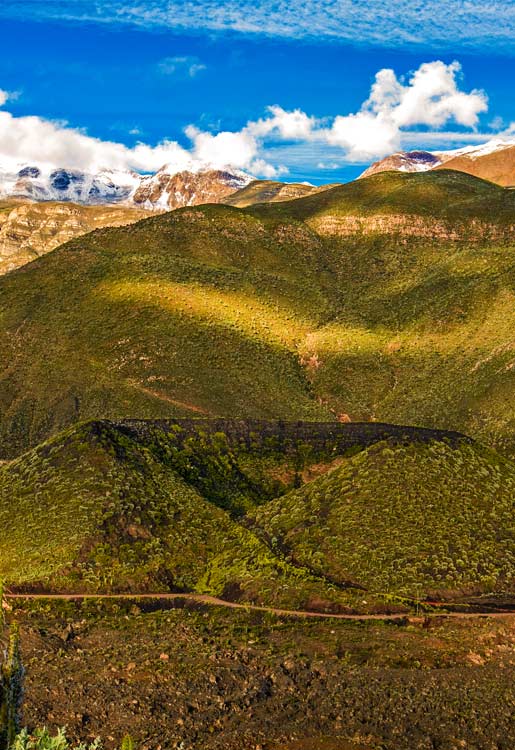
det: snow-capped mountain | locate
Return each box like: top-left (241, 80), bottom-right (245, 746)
top-left (0, 163), bottom-right (253, 210)
top-left (360, 150), bottom-right (442, 176)
top-left (360, 138), bottom-right (515, 186)
top-left (131, 166), bottom-right (252, 210)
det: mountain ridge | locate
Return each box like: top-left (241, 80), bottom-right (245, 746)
top-left (360, 138), bottom-right (515, 186)
top-left (0, 163), bottom-right (252, 210)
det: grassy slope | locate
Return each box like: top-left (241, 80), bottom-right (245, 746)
top-left (250, 171), bottom-right (515, 453)
top-left (223, 180), bottom-right (335, 207)
top-left (248, 169), bottom-right (515, 223)
top-left (1, 170), bottom-right (515, 457)
top-left (0, 204), bottom-right (330, 456)
top-left (0, 419), bottom-right (358, 609)
top-left (250, 438), bottom-right (515, 598)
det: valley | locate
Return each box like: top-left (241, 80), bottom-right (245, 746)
top-left (1, 170), bottom-right (515, 458)
top-left (0, 165), bottom-right (514, 750)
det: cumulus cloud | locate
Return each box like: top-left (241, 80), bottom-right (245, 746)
top-left (0, 109), bottom-right (278, 176)
top-left (248, 106), bottom-right (318, 140)
top-left (0, 61), bottom-right (495, 176)
top-left (324, 60), bottom-right (488, 159)
top-left (158, 56), bottom-right (206, 78)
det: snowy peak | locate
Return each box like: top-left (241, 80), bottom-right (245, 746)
top-left (0, 164), bottom-right (141, 205)
top-left (0, 164), bottom-right (253, 210)
top-left (436, 138), bottom-right (515, 160)
top-left (360, 139), bottom-right (515, 186)
top-left (361, 151), bottom-right (442, 178)
top-left (131, 168), bottom-right (252, 211)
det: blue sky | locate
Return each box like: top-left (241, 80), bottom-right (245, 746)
top-left (0, 1), bottom-right (514, 183)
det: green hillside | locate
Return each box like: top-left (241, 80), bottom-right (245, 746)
top-left (249, 169), bottom-right (515, 224)
top-left (0, 170), bottom-right (515, 458)
top-left (2, 417), bottom-right (514, 607)
top-left (0, 419), bottom-right (352, 609)
top-left (223, 179), bottom-right (336, 207)
top-left (250, 438), bottom-right (515, 599)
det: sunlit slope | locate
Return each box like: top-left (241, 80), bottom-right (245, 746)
top-left (0, 204), bottom-right (331, 456)
top-left (223, 179), bottom-right (337, 207)
top-left (251, 171), bottom-right (515, 453)
top-left (249, 169), bottom-right (515, 226)
top-left (250, 438), bottom-right (515, 598)
top-left (1, 170), bottom-right (515, 457)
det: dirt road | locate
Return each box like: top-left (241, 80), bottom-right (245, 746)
top-left (5, 592), bottom-right (515, 621)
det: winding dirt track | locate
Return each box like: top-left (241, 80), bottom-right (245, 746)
top-left (5, 592), bottom-right (515, 621)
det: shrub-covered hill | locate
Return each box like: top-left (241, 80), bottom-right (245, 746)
top-left (249, 438), bottom-right (515, 599)
top-left (2, 417), bottom-right (515, 607)
top-left (1, 169), bottom-right (515, 458)
top-left (222, 179), bottom-right (336, 207)
top-left (249, 169), bottom-right (515, 227)
top-left (0, 419), bottom-right (356, 608)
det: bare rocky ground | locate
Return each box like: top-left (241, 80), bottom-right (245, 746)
top-left (11, 599), bottom-right (515, 750)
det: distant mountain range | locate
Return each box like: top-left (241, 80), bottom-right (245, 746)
top-left (1, 136), bottom-right (514, 276)
top-left (0, 164), bottom-right (252, 210)
top-left (0, 171), bottom-right (331, 275)
top-left (361, 138), bottom-right (515, 186)
top-left (1, 137), bottom-right (513, 217)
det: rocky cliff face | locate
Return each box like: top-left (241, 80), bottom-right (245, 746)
top-left (307, 212), bottom-right (514, 242)
top-left (360, 140), bottom-right (515, 186)
top-left (132, 168), bottom-right (251, 210)
top-left (0, 201), bottom-right (147, 275)
top-left (361, 151), bottom-right (443, 178)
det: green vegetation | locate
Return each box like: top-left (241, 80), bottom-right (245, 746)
top-left (0, 168), bottom-right (513, 750)
top-left (0, 170), bottom-right (514, 459)
top-left (0, 420), bottom-right (358, 609)
top-left (250, 438), bottom-right (515, 598)
top-left (12, 729), bottom-right (100, 750)
top-left (1, 418), bottom-right (515, 605)
top-left (250, 168), bottom-right (515, 224)
top-left (223, 179), bottom-right (329, 207)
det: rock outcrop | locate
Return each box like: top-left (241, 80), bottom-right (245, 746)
top-left (0, 201), bottom-right (146, 275)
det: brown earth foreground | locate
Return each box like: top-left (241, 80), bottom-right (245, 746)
top-left (12, 597), bottom-right (515, 750)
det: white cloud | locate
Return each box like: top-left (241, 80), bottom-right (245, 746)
top-left (327, 112), bottom-right (399, 160)
top-left (248, 106), bottom-right (318, 140)
top-left (389, 62), bottom-right (487, 128)
top-left (158, 56), bottom-right (206, 78)
top-left (324, 60), bottom-right (488, 159)
top-left (3, 1), bottom-right (514, 51)
top-left (0, 89), bottom-right (17, 106)
top-left (0, 61), bottom-right (498, 177)
top-left (0, 108), bottom-right (279, 176)
top-left (185, 124), bottom-right (269, 173)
